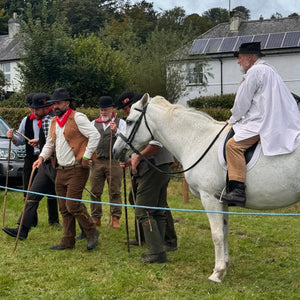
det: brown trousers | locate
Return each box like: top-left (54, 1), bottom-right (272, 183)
top-left (89, 158), bottom-right (123, 222)
top-left (55, 167), bottom-right (96, 247)
top-left (226, 135), bottom-right (260, 182)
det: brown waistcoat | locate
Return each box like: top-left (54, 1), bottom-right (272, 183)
top-left (50, 110), bottom-right (96, 164)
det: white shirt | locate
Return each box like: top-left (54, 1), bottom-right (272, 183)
top-left (91, 117), bottom-right (126, 133)
top-left (40, 112), bottom-right (100, 166)
top-left (229, 59), bottom-right (300, 156)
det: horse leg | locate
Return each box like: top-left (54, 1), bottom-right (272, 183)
top-left (201, 192), bottom-right (228, 283)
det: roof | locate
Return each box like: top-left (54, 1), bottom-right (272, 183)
top-left (0, 35), bottom-right (23, 62)
top-left (190, 16), bottom-right (300, 56)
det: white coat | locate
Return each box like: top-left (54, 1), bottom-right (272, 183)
top-left (229, 59), bottom-right (300, 156)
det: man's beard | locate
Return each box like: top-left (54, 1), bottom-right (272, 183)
top-left (54, 108), bottom-right (67, 117)
top-left (101, 115), bottom-right (111, 122)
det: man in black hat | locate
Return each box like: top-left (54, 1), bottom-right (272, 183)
top-left (33, 87), bottom-right (100, 250)
top-left (215, 42), bottom-right (300, 206)
top-left (79, 96), bottom-right (125, 235)
top-left (3, 93), bottom-right (60, 240)
top-left (6, 93), bottom-right (60, 227)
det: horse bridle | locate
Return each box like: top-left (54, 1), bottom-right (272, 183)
top-left (117, 104), bottom-right (228, 175)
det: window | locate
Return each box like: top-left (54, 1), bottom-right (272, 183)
top-left (186, 62), bottom-right (203, 85)
top-left (1, 63), bottom-right (11, 83)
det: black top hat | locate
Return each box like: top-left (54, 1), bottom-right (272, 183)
top-left (26, 93), bottom-right (36, 107)
top-left (234, 42), bottom-right (265, 57)
top-left (50, 88), bottom-right (72, 103)
top-left (30, 93), bottom-right (51, 108)
top-left (98, 96), bottom-right (114, 108)
top-left (117, 91), bottom-right (135, 109)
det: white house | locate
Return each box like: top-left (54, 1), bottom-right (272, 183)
top-left (172, 12), bottom-right (300, 106)
top-left (0, 13), bottom-right (23, 95)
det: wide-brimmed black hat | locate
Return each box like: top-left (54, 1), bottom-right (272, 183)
top-left (98, 96), bottom-right (114, 108)
top-left (117, 91), bottom-right (135, 109)
top-left (30, 93), bottom-right (51, 108)
top-left (50, 88), bottom-right (72, 103)
top-left (26, 93), bottom-right (36, 107)
top-left (234, 42), bottom-right (265, 57)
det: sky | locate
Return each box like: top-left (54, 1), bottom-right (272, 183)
top-left (148, 0), bottom-right (300, 20)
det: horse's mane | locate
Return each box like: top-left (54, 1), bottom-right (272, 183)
top-left (151, 96), bottom-right (224, 125)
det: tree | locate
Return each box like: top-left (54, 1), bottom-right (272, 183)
top-left (18, 3), bottom-right (74, 94)
top-left (232, 6), bottom-right (250, 20)
top-left (0, 7), bottom-right (9, 34)
top-left (70, 34), bottom-right (130, 106)
top-left (157, 6), bottom-right (186, 32)
top-left (183, 13), bottom-right (214, 39)
top-left (202, 7), bottom-right (229, 25)
top-left (270, 12), bottom-right (283, 19)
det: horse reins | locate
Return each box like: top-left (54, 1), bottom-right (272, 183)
top-left (117, 104), bottom-right (228, 175)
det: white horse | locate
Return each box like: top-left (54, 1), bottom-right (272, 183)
top-left (113, 93), bottom-right (300, 283)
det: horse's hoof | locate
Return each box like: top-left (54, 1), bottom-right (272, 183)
top-left (208, 275), bottom-right (222, 284)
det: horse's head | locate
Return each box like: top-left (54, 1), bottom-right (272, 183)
top-left (113, 93), bottom-right (154, 161)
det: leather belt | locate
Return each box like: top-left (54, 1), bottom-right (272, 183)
top-left (56, 164), bottom-right (82, 170)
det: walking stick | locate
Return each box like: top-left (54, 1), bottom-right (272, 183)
top-left (123, 167), bottom-right (130, 252)
top-left (129, 172), bottom-right (142, 246)
top-left (2, 137), bottom-right (12, 226)
top-left (14, 166), bottom-right (36, 252)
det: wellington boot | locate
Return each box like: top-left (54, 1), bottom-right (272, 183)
top-left (142, 218), bottom-right (164, 255)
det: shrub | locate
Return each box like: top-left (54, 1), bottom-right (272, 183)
top-left (188, 93), bottom-right (235, 109)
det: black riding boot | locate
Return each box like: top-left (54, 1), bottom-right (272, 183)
top-left (215, 180), bottom-right (246, 207)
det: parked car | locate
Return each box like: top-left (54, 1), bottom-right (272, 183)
top-left (0, 116), bottom-right (25, 185)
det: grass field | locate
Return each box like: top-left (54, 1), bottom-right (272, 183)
top-left (0, 177), bottom-right (299, 299)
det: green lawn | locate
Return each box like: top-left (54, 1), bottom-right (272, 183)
top-left (0, 178), bottom-right (299, 299)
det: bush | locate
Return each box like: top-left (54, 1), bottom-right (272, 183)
top-left (188, 93), bottom-right (235, 109)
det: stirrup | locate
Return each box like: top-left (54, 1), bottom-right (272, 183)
top-left (217, 187), bottom-right (227, 204)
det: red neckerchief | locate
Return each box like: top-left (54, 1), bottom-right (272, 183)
top-left (29, 113), bottom-right (36, 120)
top-left (36, 106), bottom-right (53, 128)
top-left (55, 108), bottom-right (73, 128)
top-left (95, 112), bottom-right (116, 123)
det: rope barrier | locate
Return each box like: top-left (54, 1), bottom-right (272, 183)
top-left (1, 185), bottom-right (299, 217)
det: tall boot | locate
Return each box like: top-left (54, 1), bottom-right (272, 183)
top-left (140, 218), bottom-right (167, 263)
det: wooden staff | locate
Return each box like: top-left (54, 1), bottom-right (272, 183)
top-left (13, 129), bottom-right (30, 142)
top-left (2, 137), bottom-right (12, 226)
top-left (123, 168), bottom-right (130, 252)
top-left (129, 171), bottom-right (142, 246)
top-left (14, 166), bottom-right (36, 252)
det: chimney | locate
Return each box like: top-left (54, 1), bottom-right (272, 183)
top-left (229, 10), bottom-right (246, 32)
top-left (8, 13), bottom-right (20, 38)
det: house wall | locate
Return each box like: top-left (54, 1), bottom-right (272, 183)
top-left (0, 61), bottom-right (21, 92)
top-left (178, 53), bottom-right (300, 106)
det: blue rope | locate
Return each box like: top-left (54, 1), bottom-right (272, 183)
top-left (1, 185), bottom-right (299, 217)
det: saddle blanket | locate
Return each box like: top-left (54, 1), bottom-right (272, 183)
top-left (218, 133), bottom-right (262, 171)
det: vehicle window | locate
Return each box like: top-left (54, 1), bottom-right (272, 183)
top-left (0, 118), bottom-right (9, 137)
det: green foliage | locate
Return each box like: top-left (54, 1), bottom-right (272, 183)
top-left (18, 3), bottom-right (73, 95)
top-left (0, 6), bottom-right (8, 34)
top-left (0, 107), bottom-right (28, 128)
top-left (202, 7), bottom-right (229, 24)
top-left (70, 34), bottom-right (130, 106)
top-left (188, 93), bottom-right (235, 109)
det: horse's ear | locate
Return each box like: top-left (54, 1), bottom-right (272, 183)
top-left (141, 93), bottom-right (150, 107)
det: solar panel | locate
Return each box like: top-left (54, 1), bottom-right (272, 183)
top-left (234, 35), bottom-right (254, 51)
top-left (205, 38), bottom-right (223, 53)
top-left (189, 39), bottom-right (208, 54)
top-left (219, 37), bottom-right (238, 52)
top-left (265, 32), bottom-right (285, 49)
top-left (252, 34), bottom-right (269, 49)
top-left (282, 31), bottom-right (300, 47)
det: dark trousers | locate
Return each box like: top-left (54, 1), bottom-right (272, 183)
top-left (55, 167), bottom-right (96, 248)
top-left (18, 161), bottom-right (58, 229)
top-left (135, 163), bottom-right (177, 247)
top-left (23, 155), bottom-right (59, 225)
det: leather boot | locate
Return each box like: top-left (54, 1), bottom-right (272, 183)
top-left (140, 218), bottom-right (167, 263)
top-left (2, 225), bottom-right (29, 240)
top-left (215, 181), bottom-right (246, 207)
top-left (112, 216), bottom-right (120, 229)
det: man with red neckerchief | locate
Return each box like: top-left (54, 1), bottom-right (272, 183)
top-left (6, 93), bottom-right (60, 227)
top-left (33, 88), bottom-right (100, 251)
top-left (2, 93), bottom-right (60, 240)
